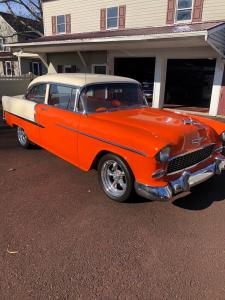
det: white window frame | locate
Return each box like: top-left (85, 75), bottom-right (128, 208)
top-left (32, 62), bottom-right (40, 75)
top-left (56, 15), bottom-right (66, 34)
top-left (175, 0), bottom-right (193, 23)
top-left (92, 64), bottom-right (108, 75)
top-left (106, 7), bottom-right (119, 30)
top-left (5, 61), bottom-right (13, 77)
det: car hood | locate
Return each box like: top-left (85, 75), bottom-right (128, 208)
top-left (91, 107), bottom-right (217, 155)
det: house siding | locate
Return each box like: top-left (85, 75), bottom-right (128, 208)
top-left (43, 0), bottom-right (168, 36)
top-left (48, 51), bottom-right (108, 73)
top-left (202, 0), bottom-right (225, 22)
top-left (43, 0), bottom-right (225, 36)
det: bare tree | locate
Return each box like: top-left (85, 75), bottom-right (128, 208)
top-left (0, 0), bottom-right (43, 36)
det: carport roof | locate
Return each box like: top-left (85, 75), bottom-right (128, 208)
top-left (9, 20), bottom-right (225, 45)
top-left (7, 20), bottom-right (225, 58)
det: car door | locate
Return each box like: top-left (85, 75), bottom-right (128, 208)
top-left (35, 83), bottom-right (81, 165)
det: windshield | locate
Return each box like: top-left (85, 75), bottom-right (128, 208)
top-left (80, 83), bottom-right (147, 113)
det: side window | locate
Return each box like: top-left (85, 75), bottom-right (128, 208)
top-left (48, 84), bottom-right (76, 111)
top-left (26, 84), bottom-right (46, 103)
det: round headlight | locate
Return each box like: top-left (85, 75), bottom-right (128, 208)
top-left (156, 146), bottom-right (171, 162)
top-left (220, 131), bottom-right (225, 142)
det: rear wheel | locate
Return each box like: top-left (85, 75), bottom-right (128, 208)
top-left (17, 127), bottom-right (31, 149)
top-left (98, 154), bottom-right (134, 202)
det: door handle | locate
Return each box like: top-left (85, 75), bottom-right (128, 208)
top-left (40, 107), bottom-right (48, 111)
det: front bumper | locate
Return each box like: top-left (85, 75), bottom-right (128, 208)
top-left (135, 157), bottom-right (225, 202)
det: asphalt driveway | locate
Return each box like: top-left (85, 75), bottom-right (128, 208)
top-left (1, 118), bottom-right (225, 299)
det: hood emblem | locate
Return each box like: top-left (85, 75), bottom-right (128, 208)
top-left (183, 118), bottom-right (199, 126)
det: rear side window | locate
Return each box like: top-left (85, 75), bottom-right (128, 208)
top-left (48, 84), bottom-right (76, 111)
top-left (26, 84), bottom-right (46, 103)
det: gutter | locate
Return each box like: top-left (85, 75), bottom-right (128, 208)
top-left (6, 30), bottom-right (207, 48)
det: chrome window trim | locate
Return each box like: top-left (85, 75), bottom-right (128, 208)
top-left (56, 123), bottom-right (147, 157)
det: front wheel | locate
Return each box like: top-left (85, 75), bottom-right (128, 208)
top-left (17, 127), bottom-right (31, 149)
top-left (98, 154), bottom-right (134, 202)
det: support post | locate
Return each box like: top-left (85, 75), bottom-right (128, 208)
top-left (38, 54), bottom-right (48, 69)
top-left (209, 58), bottom-right (225, 116)
top-left (152, 56), bottom-right (167, 109)
top-left (18, 55), bottom-right (22, 76)
top-left (77, 51), bottom-right (87, 68)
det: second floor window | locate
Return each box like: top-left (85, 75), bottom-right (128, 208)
top-left (107, 7), bottom-right (118, 29)
top-left (57, 15), bottom-right (66, 33)
top-left (176, 0), bottom-right (193, 22)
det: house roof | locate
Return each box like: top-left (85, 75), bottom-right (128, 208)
top-left (0, 12), bottom-right (43, 35)
top-left (13, 20), bottom-right (225, 44)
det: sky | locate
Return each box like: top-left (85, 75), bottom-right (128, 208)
top-left (0, 1), bottom-right (39, 18)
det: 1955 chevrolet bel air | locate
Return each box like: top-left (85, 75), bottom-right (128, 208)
top-left (2, 73), bottom-right (225, 202)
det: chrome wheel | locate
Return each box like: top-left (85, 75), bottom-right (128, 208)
top-left (17, 127), bottom-right (28, 146)
top-left (101, 160), bottom-right (127, 198)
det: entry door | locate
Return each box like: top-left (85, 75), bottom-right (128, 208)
top-left (35, 84), bottom-right (81, 165)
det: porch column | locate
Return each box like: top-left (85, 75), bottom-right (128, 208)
top-left (18, 56), bottom-right (22, 76)
top-left (209, 57), bottom-right (225, 116)
top-left (152, 56), bottom-right (167, 109)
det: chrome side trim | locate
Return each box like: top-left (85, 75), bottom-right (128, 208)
top-left (56, 123), bottom-right (147, 157)
top-left (5, 111), bottom-right (45, 128)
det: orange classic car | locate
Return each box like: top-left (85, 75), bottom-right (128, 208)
top-left (2, 73), bottom-right (225, 202)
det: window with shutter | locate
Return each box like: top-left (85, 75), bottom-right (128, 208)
top-left (176, 0), bottom-right (193, 22)
top-left (107, 7), bottom-right (118, 29)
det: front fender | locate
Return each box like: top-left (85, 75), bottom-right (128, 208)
top-left (193, 115), bottom-right (225, 136)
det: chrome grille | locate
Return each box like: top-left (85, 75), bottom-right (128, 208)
top-left (167, 144), bottom-right (215, 175)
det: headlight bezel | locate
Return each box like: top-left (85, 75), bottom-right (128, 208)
top-left (156, 146), bottom-right (171, 163)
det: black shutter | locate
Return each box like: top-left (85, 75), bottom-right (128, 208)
top-left (71, 65), bottom-right (77, 73)
top-left (39, 63), bottom-right (43, 75)
top-left (57, 65), bottom-right (63, 73)
top-left (29, 62), bottom-right (33, 73)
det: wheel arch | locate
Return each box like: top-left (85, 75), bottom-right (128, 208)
top-left (90, 150), bottom-right (132, 172)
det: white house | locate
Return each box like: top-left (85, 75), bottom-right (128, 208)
top-left (7, 0), bottom-right (225, 116)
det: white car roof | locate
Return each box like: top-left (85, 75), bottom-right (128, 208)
top-left (29, 73), bottom-right (139, 88)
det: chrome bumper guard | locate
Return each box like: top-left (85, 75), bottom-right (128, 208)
top-left (135, 157), bottom-right (225, 202)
